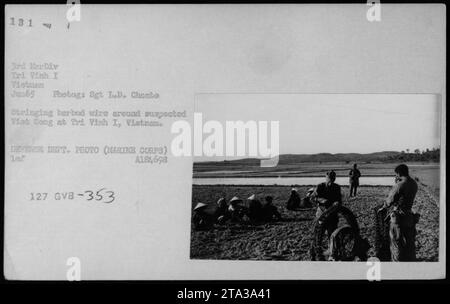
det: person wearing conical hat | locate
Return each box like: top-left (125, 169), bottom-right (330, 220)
top-left (192, 202), bottom-right (214, 230)
top-left (286, 188), bottom-right (301, 210)
top-left (216, 197), bottom-right (227, 213)
top-left (228, 196), bottom-right (247, 222)
top-left (216, 197), bottom-right (226, 207)
top-left (194, 202), bottom-right (208, 211)
top-left (215, 197), bottom-right (229, 224)
top-left (301, 187), bottom-right (315, 208)
top-left (247, 194), bottom-right (263, 223)
top-left (262, 196), bottom-right (282, 221)
top-left (228, 196), bottom-right (243, 211)
top-left (229, 196), bottom-right (242, 204)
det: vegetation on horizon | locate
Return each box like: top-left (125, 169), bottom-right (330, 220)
top-left (194, 148), bottom-right (440, 166)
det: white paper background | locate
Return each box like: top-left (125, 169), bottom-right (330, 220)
top-left (4, 4), bottom-right (446, 280)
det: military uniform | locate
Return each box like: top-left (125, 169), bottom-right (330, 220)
top-left (314, 182), bottom-right (342, 237)
top-left (349, 168), bottom-right (361, 197)
top-left (385, 176), bottom-right (418, 261)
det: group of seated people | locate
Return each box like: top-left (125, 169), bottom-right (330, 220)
top-left (192, 188), bottom-right (316, 230)
top-left (192, 194), bottom-right (282, 230)
top-left (286, 187), bottom-right (315, 210)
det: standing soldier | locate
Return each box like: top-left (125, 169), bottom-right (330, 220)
top-left (349, 163), bottom-right (361, 197)
top-left (378, 164), bottom-right (419, 261)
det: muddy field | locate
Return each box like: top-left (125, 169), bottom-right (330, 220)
top-left (190, 184), bottom-right (439, 261)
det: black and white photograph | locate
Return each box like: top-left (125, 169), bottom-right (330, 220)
top-left (3, 3), bottom-right (446, 284)
top-left (191, 94), bottom-right (441, 262)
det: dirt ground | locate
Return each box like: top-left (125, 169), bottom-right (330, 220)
top-left (190, 184), bottom-right (439, 261)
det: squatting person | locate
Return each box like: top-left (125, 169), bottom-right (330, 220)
top-left (262, 196), bottom-right (282, 221)
top-left (286, 188), bottom-right (301, 210)
top-left (216, 197), bottom-right (229, 224)
top-left (227, 196), bottom-right (248, 222)
top-left (378, 164), bottom-right (419, 261)
top-left (192, 202), bottom-right (214, 230)
top-left (314, 171), bottom-right (342, 238)
top-left (247, 194), bottom-right (264, 222)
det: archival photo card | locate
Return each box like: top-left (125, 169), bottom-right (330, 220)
top-left (4, 4), bottom-right (446, 280)
top-left (191, 94), bottom-right (441, 263)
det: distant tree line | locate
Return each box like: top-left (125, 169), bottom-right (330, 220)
top-left (194, 148), bottom-right (441, 168)
top-left (387, 148), bottom-right (440, 162)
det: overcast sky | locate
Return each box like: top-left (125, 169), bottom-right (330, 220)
top-left (195, 94), bottom-right (441, 161)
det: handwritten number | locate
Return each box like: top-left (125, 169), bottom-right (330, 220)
top-left (85, 190), bottom-right (94, 201)
top-left (84, 188), bottom-right (115, 203)
top-left (103, 190), bottom-right (115, 204)
top-left (95, 188), bottom-right (105, 201)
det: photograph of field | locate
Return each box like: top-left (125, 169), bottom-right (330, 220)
top-left (191, 94), bottom-right (442, 262)
top-left (190, 163), bottom-right (440, 261)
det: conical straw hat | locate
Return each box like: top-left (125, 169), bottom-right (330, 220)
top-left (193, 202), bottom-right (208, 211)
